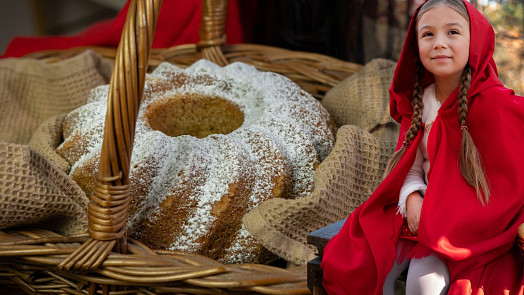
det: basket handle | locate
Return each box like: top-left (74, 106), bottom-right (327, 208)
top-left (58, 0), bottom-right (230, 272)
top-left (58, 0), bottom-right (162, 271)
top-left (198, 0), bottom-right (229, 66)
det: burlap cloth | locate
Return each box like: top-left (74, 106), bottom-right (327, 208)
top-left (322, 58), bottom-right (398, 141)
top-left (0, 52), bottom-right (398, 262)
top-left (243, 58), bottom-right (400, 265)
top-left (0, 51), bottom-right (112, 235)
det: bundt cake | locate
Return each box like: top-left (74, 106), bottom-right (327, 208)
top-left (57, 59), bottom-right (336, 263)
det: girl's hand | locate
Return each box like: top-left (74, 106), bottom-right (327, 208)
top-left (406, 192), bottom-right (424, 235)
top-left (518, 223), bottom-right (524, 255)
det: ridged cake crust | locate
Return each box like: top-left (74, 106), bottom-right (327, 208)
top-left (57, 60), bottom-right (335, 263)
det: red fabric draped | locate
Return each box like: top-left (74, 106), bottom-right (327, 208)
top-left (321, 1), bottom-right (524, 294)
top-left (1, 0), bottom-right (244, 58)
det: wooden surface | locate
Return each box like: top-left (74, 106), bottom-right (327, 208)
top-left (307, 219), bottom-right (345, 257)
top-left (306, 219), bottom-right (344, 294)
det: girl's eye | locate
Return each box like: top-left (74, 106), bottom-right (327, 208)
top-left (422, 32), bottom-right (433, 37)
top-left (448, 29), bottom-right (460, 35)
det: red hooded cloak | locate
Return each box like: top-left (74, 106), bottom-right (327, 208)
top-left (321, 1), bottom-right (524, 294)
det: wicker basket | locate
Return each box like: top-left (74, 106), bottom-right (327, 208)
top-left (0, 0), bottom-right (362, 294)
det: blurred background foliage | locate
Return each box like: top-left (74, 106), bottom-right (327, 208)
top-left (482, 0), bottom-right (523, 94)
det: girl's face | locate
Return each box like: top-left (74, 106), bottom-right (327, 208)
top-left (417, 5), bottom-right (470, 84)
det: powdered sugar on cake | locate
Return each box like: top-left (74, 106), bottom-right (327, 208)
top-left (57, 59), bottom-right (336, 263)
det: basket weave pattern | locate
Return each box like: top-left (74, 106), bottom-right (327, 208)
top-left (0, 0), bottom-right (362, 293)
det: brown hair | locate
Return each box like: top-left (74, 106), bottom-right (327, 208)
top-left (417, 0), bottom-right (470, 24)
top-left (384, 0), bottom-right (490, 204)
top-left (458, 67), bottom-right (490, 204)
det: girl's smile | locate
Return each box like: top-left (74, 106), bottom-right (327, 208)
top-left (432, 55), bottom-right (451, 62)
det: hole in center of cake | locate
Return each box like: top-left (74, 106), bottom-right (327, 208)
top-left (145, 93), bottom-right (244, 138)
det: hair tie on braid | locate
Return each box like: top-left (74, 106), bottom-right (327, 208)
top-left (460, 126), bottom-right (468, 132)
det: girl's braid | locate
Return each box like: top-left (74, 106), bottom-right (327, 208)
top-left (458, 66), bottom-right (471, 128)
top-left (458, 66), bottom-right (491, 204)
top-left (383, 62), bottom-right (425, 177)
top-left (404, 62), bottom-right (425, 145)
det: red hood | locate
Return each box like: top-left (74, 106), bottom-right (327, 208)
top-left (389, 0), bottom-right (503, 123)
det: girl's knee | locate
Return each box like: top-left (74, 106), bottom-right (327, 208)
top-left (406, 255), bottom-right (449, 295)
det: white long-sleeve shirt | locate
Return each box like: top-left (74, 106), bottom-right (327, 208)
top-left (398, 84), bottom-right (441, 217)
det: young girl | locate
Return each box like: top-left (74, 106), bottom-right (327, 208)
top-left (321, 0), bottom-right (524, 294)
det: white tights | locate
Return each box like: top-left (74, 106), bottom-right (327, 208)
top-left (383, 241), bottom-right (450, 295)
